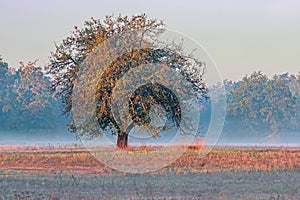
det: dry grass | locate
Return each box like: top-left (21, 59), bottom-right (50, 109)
top-left (1, 145), bottom-right (300, 199)
top-left (0, 145), bottom-right (300, 176)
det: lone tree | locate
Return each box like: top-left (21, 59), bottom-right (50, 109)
top-left (46, 14), bottom-right (207, 149)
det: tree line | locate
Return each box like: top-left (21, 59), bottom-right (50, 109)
top-left (1, 53), bottom-right (299, 136)
top-left (0, 56), bottom-right (66, 131)
top-left (202, 71), bottom-right (300, 137)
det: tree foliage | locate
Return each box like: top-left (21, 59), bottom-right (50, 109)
top-left (46, 14), bottom-right (165, 115)
top-left (46, 14), bottom-right (207, 148)
top-left (0, 56), bottom-right (9, 125)
top-left (227, 71), bottom-right (297, 134)
top-left (0, 59), bottom-right (57, 130)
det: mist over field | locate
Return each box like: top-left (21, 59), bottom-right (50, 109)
top-left (0, 126), bottom-right (299, 147)
top-left (0, 128), bottom-right (77, 146)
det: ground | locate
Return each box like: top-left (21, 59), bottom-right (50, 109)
top-left (0, 145), bottom-right (300, 199)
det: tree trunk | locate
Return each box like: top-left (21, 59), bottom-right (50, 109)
top-left (116, 122), bottom-right (135, 149)
top-left (117, 133), bottom-right (128, 149)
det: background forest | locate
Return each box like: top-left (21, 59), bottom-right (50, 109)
top-left (0, 55), bottom-right (299, 139)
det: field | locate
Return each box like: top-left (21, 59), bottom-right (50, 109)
top-left (1, 145), bottom-right (300, 199)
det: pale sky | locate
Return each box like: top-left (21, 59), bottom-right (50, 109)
top-left (0, 0), bottom-right (299, 81)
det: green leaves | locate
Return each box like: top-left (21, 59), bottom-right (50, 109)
top-left (0, 60), bottom-right (57, 130)
top-left (227, 71), bottom-right (297, 134)
top-left (47, 14), bottom-right (207, 140)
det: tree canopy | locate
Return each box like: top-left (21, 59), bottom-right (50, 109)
top-left (226, 71), bottom-right (297, 135)
top-left (0, 59), bottom-right (57, 130)
top-left (46, 14), bottom-right (207, 148)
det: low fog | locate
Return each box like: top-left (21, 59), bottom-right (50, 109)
top-left (0, 127), bottom-right (299, 148)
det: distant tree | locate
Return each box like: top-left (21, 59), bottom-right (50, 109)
top-left (227, 71), bottom-right (296, 135)
top-left (0, 55), bottom-right (8, 81)
top-left (0, 56), bottom-right (9, 128)
top-left (15, 61), bottom-right (56, 129)
top-left (289, 72), bottom-right (300, 130)
top-left (263, 73), bottom-right (296, 132)
top-left (1, 61), bottom-right (56, 130)
top-left (46, 14), bottom-right (207, 148)
top-left (227, 71), bottom-right (268, 131)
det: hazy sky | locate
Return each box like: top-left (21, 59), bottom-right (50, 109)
top-left (0, 0), bottom-right (299, 81)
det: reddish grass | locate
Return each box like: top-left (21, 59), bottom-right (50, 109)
top-left (0, 145), bottom-right (300, 176)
